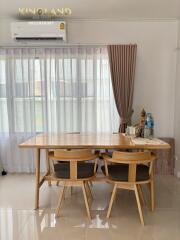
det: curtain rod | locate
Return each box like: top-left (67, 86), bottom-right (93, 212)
top-left (0, 43), bottom-right (107, 49)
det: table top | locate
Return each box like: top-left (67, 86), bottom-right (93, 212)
top-left (19, 133), bottom-right (170, 150)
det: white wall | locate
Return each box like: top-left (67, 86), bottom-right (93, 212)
top-left (0, 18), bottom-right (178, 138)
top-left (174, 21), bottom-right (180, 176)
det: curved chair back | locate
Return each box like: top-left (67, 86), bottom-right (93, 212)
top-left (54, 149), bottom-right (95, 161)
top-left (49, 149), bottom-right (97, 180)
top-left (103, 151), bottom-right (156, 183)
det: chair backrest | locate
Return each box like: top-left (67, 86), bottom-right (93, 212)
top-left (53, 149), bottom-right (95, 160)
top-left (104, 151), bottom-right (156, 182)
top-left (112, 151), bottom-right (152, 164)
top-left (49, 149), bottom-right (97, 180)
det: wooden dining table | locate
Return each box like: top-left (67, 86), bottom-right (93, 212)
top-left (19, 133), bottom-right (170, 209)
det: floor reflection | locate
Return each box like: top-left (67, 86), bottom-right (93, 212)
top-left (0, 175), bottom-right (180, 240)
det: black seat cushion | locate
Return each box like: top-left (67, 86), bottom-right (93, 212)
top-left (101, 164), bottom-right (150, 182)
top-left (54, 162), bottom-right (95, 179)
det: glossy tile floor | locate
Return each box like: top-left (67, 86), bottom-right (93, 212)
top-left (0, 174), bottom-right (180, 240)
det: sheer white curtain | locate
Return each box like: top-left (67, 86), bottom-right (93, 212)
top-left (0, 47), bottom-right (119, 172)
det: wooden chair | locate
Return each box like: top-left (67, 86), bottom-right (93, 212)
top-left (48, 149), bottom-right (98, 220)
top-left (46, 133), bottom-right (81, 187)
top-left (101, 151), bottom-right (156, 226)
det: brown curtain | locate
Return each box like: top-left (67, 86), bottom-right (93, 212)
top-left (107, 44), bottom-right (137, 133)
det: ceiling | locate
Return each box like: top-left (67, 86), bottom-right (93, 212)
top-left (0, 0), bottom-right (180, 20)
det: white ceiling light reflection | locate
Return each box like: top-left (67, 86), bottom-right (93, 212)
top-left (74, 214), bottom-right (117, 229)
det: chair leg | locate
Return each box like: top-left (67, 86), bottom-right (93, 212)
top-left (55, 183), bottom-right (66, 218)
top-left (134, 185), bottom-right (145, 226)
top-left (70, 186), bottom-right (72, 195)
top-left (107, 184), bottom-right (117, 218)
top-left (86, 182), bottom-right (93, 200)
top-left (84, 182), bottom-right (92, 206)
top-left (63, 186), bottom-right (67, 199)
top-left (56, 181), bottom-right (60, 186)
top-left (149, 180), bottom-right (154, 212)
top-left (89, 181), bottom-right (93, 187)
top-left (137, 185), bottom-right (146, 207)
top-left (82, 182), bottom-right (91, 220)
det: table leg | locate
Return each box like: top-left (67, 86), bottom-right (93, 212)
top-left (35, 148), bottom-right (40, 210)
top-left (45, 149), bottom-right (51, 186)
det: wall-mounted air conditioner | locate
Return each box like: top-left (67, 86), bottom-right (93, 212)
top-left (11, 21), bottom-right (66, 41)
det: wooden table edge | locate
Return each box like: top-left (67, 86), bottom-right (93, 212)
top-left (18, 144), bottom-right (171, 150)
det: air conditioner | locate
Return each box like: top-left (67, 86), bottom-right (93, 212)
top-left (11, 21), bottom-right (66, 41)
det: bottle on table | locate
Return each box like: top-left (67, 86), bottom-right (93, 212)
top-left (144, 113), bottom-right (154, 138)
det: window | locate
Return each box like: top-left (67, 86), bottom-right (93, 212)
top-left (0, 47), bottom-right (119, 134)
